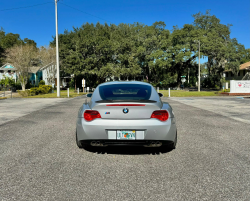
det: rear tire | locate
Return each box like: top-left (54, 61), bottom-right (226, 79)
top-left (173, 131), bottom-right (177, 148)
top-left (76, 130), bottom-right (84, 149)
top-left (161, 131), bottom-right (177, 151)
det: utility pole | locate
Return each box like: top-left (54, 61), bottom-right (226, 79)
top-left (55, 0), bottom-right (60, 97)
top-left (198, 40), bottom-right (200, 92)
top-left (194, 40), bottom-right (201, 92)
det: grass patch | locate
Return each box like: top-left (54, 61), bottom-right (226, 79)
top-left (0, 97), bottom-right (7, 100)
top-left (24, 89), bottom-right (87, 98)
top-left (160, 90), bottom-right (219, 97)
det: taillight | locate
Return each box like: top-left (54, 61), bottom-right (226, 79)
top-left (151, 110), bottom-right (169, 121)
top-left (84, 110), bottom-right (101, 121)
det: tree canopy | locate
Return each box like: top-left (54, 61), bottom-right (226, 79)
top-left (50, 11), bottom-right (249, 88)
top-left (0, 27), bottom-right (37, 66)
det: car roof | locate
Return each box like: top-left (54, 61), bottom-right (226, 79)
top-left (98, 81), bottom-right (152, 87)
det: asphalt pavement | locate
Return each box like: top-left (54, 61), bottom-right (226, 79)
top-left (0, 98), bottom-right (70, 125)
top-left (0, 96), bottom-right (250, 200)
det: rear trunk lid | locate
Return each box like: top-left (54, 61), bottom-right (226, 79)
top-left (91, 101), bottom-right (162, 119)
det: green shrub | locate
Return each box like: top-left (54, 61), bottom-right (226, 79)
top-left (30, 87), bottom-right (39, 95)
top-left (0, 75), bottom-right (15, 86)
top-left (40, 85), bottom-right (52, 93)
top-left (30, 85), bottom-right (52, 96)
top-left (221, 89), bottom-right (230, 93)
top-left (18, 90), bottom-right (31, 97)
top-left (214, 85), bottom-right (220, 89)
top-left (39, 80), bottom-right (45, 86)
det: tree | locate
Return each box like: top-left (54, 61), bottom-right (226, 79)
top-left (49, 17), bottom-right (249, 89)
top-left (0, 33), bottom-right (24, 49)
top-left (0, 27), bottom-right (37, 67)
top-left (192, 10), bottom-right (232, 86)
top-left (5, 45), bottom-right (38, 91)
top-left (240, 48), bottom-right (250, 64)
top-left (23, 38), bottom-right (37, 48)
top-left (0, 27), bottom-right (6, 66)
top-left (38, 46), bottom-right (57, 85)
top-left (225, 38), bottom-right (245, 75)
top-left (39, 46), bottom-right (56, 65)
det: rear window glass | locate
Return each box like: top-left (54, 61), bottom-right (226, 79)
top-left (99, 84), bottom-right (152, 100)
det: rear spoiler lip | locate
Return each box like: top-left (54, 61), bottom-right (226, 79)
top-left (95, 100), bottom-right (157, 103)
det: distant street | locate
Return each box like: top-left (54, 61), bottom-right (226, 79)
top-left (0, 96), bottom-right (250, 200)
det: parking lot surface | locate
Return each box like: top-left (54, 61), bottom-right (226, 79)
top-left (168, 96), bottom-right (250, 124)
top-left (0, 96), bottom-right (250, 200)
top-left (0, 98), bottom-right (69, 125)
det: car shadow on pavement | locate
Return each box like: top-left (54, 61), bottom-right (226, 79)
top-left (83, 146), bottom-right (174, 155)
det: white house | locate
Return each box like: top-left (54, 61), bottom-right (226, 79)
top-left (0, 63), bottom-right (17, 83)
top-left (1, 62), bottom-right (71, 87)
top-left (39, 62), bottom-right (71, 87)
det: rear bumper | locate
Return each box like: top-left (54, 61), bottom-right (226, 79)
top-left (76, 118), bottom-right (177, 142)
top-left (80, 139), bottom-right (175, 147)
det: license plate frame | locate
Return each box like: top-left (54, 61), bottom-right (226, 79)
top-left (117, 130), bottom-right (136, 140)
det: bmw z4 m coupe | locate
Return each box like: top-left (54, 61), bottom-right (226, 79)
top-left (76, 81), bottom-right (177, 149)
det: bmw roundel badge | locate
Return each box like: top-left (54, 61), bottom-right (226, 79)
top-left (123, 108), bottom-right (129, 114)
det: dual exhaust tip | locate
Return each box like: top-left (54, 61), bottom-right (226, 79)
top-left (91, 141), bottom-right (106, 147)
top-left (144, 141), bottom-right (162, 147)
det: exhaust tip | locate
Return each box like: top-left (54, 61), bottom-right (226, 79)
top-left (91, 141), bottom-right (96, 146)
top-left (156, 141), bottom-right (162, 147)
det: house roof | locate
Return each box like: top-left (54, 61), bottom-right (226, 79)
top-left (239, 61), bottom-right (250, 70)
top-left (39, 62), bottom-right (55, 71)
top-left (0, 63), bottom-right (16, 70)
top-left (28, 67), bottom-right (42, 73)
top-left (224, 61), bottom-right (250, 72)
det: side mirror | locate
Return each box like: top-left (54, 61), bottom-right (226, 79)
top-left (158, 93), bottom-right (164, 97)
top-left (86, 93), bottom-right (92, 98)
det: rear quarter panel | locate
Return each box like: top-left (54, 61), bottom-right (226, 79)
top-left (161, 102), bottom-right (175, 118)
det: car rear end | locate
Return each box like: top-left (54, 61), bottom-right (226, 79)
top-left (76, 82), bottom-right (177, 148)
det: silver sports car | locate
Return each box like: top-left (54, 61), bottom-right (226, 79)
top-left (76, 81), bottom-right (177, 149)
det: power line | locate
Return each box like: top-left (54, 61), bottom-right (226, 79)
top-left (0, 1), bottom-right (112, 23)
top-left (0, 2), bottom-right (53, 12)
top-left (58, 2), bottom-right (112, 23)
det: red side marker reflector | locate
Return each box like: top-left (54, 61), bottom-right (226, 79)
top-left (106, 104), bottom-right (145, 106)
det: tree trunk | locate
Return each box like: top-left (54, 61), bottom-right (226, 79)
top-left (75, 75), bottom-right (77, 91)
top-left (21, 83), bottom-right (25, 91)
top-left (207, 56), bottom-right (212, 77)
top-left (177, 71), bottom-right (182, 88)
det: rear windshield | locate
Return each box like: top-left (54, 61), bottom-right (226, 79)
top-left (99, 84), bottom-right (152, 100)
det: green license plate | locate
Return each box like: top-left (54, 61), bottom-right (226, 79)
top-left (117, 130), bottom-right (136, 140)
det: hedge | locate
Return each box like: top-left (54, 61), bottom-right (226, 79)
top-left (30, 85), bottom-right (52, 96)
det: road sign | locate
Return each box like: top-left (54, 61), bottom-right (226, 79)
top-left (82, 79), bottom-right (85, 87)
top-left (181, 78), bottom-right (186, 83)
top-left (181, 76), bottom-right (186, 78)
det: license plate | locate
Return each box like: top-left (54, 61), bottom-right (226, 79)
top-left (117, 130), bottom-right (136, 140)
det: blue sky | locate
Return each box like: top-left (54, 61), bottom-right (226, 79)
top-left (0, 0), bottom-right (249, 50)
